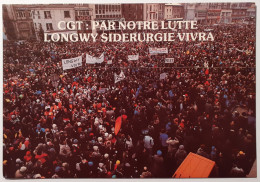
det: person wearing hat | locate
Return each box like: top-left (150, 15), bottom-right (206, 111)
top-left (151, 150), bottom-right (165, 178)
top-left (235, 151), bottom-right (250, 175)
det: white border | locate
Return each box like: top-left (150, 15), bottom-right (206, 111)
top-left (0, 0), bottom-right (259, 182)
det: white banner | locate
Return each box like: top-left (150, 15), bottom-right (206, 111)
top-left (160, 73), bottom-right (168, 80)
top-left (165, 58), bottom-right (174, 63)
top-left (128, 54), bottom-right (139, 61)
top-left (86, 53), bottom-right (104, 64)
top-left (107, 60), bottom-right (112, 64)
top-left (62, 56), bottom-right (82, 70)
top-left (114, 71), bottom-right (125, 83)
top-left (149, 48), bottom-right (168, 54)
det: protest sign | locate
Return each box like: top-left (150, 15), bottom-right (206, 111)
top-left (114, 71), bottom-right (125, 83)
top-left (165, 58), bottom-right (174, 63)
top-left (62, 56), bottom-right (82, 70)
top-left (128, 55), bottom-right (139, 61)
top-left (160, 73), bottom-right (168, 80)
top-left (86, 53), bottom-right (104, 64)
top-left (149, 48), bottom-right (168, 54)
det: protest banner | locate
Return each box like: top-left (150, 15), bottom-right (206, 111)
top-left (62, 56), bottom-right (82, 70)
top-left (114, 71), bottom-right (125, 83)
top-left (160, 73), bottom-right (168, 80)
top-left (97, 88), bottom-right (107, 94)
top-left (86, 53), bottom-right (104, 64)
top-left (149, 47), bottom-right (168, 55)
top-left (165, 58), bottom-right (174, 63)
top-left (128, 54), bottom-right (139, 61)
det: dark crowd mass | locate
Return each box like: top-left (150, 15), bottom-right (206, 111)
top-left (3, 23), bottom-right (256, 179)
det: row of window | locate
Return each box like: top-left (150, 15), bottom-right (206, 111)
top-left (75, 10), bottom-right (90, 16)
top-left (166, 9), bottom-right (181, 13)
top-left (34, 22), bottom-right (53, 30)
top-left (148, 13), bottom-right (158, 20)
top-left (233, 11), bottom-right (246, 15)
top-left (95, 4), bottom-right (120, 10)
top-left (95, 9), bottom-right (120, 14)
top-left (31, 10), bottom-right (71, 19)
top-left (96, 14), bottom-right (121, 18)
top-left (166, 15), bottom-right (181, 18)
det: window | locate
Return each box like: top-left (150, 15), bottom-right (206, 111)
top-left (64, 11), bottom-right (70, 18)
top-left (16, 11), bottom-right (26, 18)
top-left (44, 11), bottom-right (51, 19)
top-left (32, 11), bottom-right (35, 19)
top-left (37, 11), bottom-right (40, 19)
top-left (46, 23), bottom-right (53, 30)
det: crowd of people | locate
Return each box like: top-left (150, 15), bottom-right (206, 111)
top-left (3, 23), bottom-right (256, 178)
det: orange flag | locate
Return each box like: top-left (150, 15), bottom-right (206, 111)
top-left (115, 116), bottom-right (122, 135)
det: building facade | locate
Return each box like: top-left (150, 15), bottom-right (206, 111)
top-left (144, 4), bottom-right (159, 21)
top-left (3, 3), bottom-right (256, 41)
top-left (220, 9), bottom-right (232, 24)
top-left (3, 5), bottom-right (35, 40)
top-left (194, 3), bottom-right (208, 25)
top-left (231, 3), bottom-right (250, 23)
top-left (75, 4), bottom-right (95, 33)
top-left (164, 3), bottom-right (184, 20)
top-left (30, 4), bottom-right (78, 40)
top-left (183, 3), bottom-right (196, 20)
top-left (93, 4), bottom-right (122, 32)
top-left (121, 4), bottom-right (144, 21)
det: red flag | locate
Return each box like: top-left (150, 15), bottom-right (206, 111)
top-left (205, 69), bottom-right (209, 75)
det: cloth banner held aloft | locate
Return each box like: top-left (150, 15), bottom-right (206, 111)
top-left (114, 71), bottom-right (125, 83)
top-left (62, 56), bottom-right (82, 70)
top-left (160, 73), bottom-right (168, 80)
top-left (128, 55), bottom-right (139, 61)
top-left (165, 58), bottom-right (174, 63)
top-left (86, 53), bottom-right (104, 64)
top-left (149, 47), bottom-right (168, 55)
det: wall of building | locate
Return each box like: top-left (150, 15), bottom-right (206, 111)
top-left (122, 4), bottom-right (144, 21)
top-left (3, 5), bottom-right (35, 40)
top-left (144, 4), bottom-right (159, 21)
top-left (31, 6), bottom-right (76, 33)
